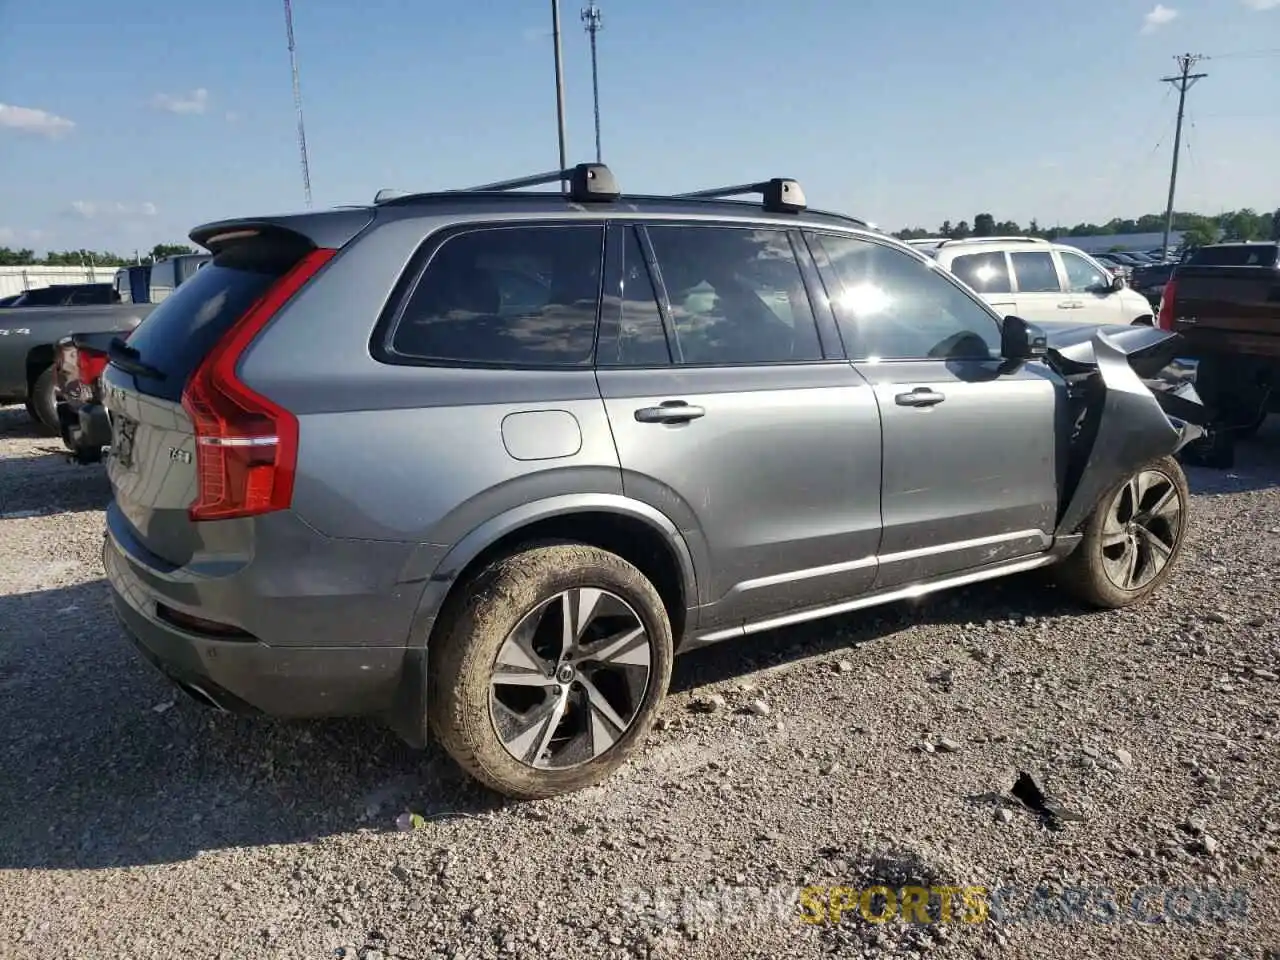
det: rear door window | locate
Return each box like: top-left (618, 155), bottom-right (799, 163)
top-left (385, 224), bottom-right (604, 367)
top-left (1009, 251), bottom-right (1062, 293)
top-left (642, 224), bottom-right (823, 365)
top-left (117, 238), bottom-right (304, 402)
top-left (950, 252), bottom-right (1012, 294)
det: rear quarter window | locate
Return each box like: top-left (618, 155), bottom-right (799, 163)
top-left (380, 223), bottom-right (605, 367)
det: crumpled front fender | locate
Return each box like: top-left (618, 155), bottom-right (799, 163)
top-left (1053, 328), bottom-right (1206, 538)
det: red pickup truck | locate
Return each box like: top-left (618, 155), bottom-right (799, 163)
top-left (1158, 241), bottom-right (1280, 439)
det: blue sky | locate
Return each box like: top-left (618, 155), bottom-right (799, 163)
top-left (1, 0), bottom-right (1277, 254)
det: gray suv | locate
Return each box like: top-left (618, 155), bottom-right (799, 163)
top-left (101, 164), bottom-right (1204, 799)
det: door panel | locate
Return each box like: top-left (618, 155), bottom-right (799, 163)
top-left (855, 359), bottom-right (1060, 586)
top-left (1057, 248), bottom-right (1125, 325)
top-left (598, 365), bottom-right (882, 624)
top-left (1009, 249), bottom-right (1077, 324)
top-left (596, 223), bottom-right (883, 629)
top-left (808, 231), bottom-right (1062, 587)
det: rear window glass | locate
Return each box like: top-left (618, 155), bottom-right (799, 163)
top-left (1187, 244), bottom-right (1278, 268)
top-left (118, 241), bottom-right (300, 402)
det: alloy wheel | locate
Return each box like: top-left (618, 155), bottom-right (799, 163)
top-left (1100, 468), bottom-right (1184, 591)
top-left (489, 587), bottom-right (653, 769)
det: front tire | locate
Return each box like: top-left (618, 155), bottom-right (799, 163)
top-left (29, 366), bottom-right (58, 434)
top-left (428, 543), bottom-right (673, 800)
top-left (1055, 455), bottom-right (1189, 609)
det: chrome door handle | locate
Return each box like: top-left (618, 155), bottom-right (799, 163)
top-left (634, 401), bottom-right (706, 424)
top-left (894, 387), bottom-right (946, 408)
top-left (1058, 300), bottom-right (1084, 309)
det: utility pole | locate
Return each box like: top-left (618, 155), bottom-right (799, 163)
top-left (581, 2), bottom-right (603, 163)
top-left (551, 0), bottom-right (569, 185)
top-left (283, 0), bottom-right (314, 208)
top-left (1160, 53), bottom-right (1207, 258)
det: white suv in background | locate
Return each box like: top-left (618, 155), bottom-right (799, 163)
top-left (908, 237), bottom-right (1156, 326)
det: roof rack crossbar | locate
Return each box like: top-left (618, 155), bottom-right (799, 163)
top-left (462, 162), bottom-right (620, 202)
top-left (374, 162), bottom-right (620, 206)
top-left (462, 169), bottom-right (573, 192)
top-left (674, 178), bottom-right (807, 214)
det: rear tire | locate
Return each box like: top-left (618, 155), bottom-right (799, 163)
top-left (1055, 455), bottom-right (1189, 609)
top-left (428, 543), bottom-right (673, 800)
top-left (29, 366), bottom-right (58, 435)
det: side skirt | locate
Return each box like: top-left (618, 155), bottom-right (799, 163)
top-left (682, 547), bottom-right (1072, 652)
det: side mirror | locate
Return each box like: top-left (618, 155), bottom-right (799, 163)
top-left (1109, 274), bottom-right (1126, 292)
top-left (1001, 315), bottom-right (1048, 360)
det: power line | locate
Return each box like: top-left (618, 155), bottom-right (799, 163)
top-left (1204, 47), bottom-right (1280, 60)
top-left (1159, 53), bottom-right (1207, 257)
top-left (283, 0), bottom-right (313, 208)
top-left (581, 2), bottom-right (604, 163)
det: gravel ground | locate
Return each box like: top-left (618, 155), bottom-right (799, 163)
top-left (1, 402), bottom-right (1278, 960)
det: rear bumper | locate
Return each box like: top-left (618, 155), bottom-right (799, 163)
top-left (56, 399), bottom-right (110, 462)
top-left (103, 521), bottom-right (418, 722)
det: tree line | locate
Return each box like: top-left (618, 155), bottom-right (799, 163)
top-left (893, 208), bottom-right (1280, 249)
top-left (0, 243), bottom-right (197, 268)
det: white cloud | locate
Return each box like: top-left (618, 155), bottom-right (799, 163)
top-left (0, 103), bottom-right (75, 138)
top-left (1142, 3), bottom-right (1179, 31)
top-left (66, 201), bottom-right (159, 220)
top-left (1242, 0), bottom-right (1278, 9)
top-left (151, 88), bottom-right (210, 115)
top-left (0, 227), bottom-right (50, 246)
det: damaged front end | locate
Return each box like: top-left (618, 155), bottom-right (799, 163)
top-left (1040, 322), bottom-right (1212, 541)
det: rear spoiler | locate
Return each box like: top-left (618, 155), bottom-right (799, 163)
top-left (190, 208), bottom-right (375, 255)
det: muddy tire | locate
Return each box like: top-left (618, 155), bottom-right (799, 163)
top-left (428, 543), bottom-right (673, 800)
top-left (1055, 455), bottom-right (1189, 609)
top-left (29, 366), bottom-right (58, 435)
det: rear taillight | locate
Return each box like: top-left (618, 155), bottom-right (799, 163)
top-left (1156, 277), bottom-right (1178, 330)
top-left (77, 347), bottom-right (108, 385)
top-left (181, 247), bottom-right (336, 522)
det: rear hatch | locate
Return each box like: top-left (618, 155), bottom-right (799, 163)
top-left (103, 226), bottom-right (340, 566)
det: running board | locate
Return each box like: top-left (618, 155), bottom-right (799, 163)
top-left (682, 553), bottom-right (1060, 651)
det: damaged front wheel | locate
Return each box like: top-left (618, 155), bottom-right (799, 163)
top-left (1054, 455), bottom-right (1189, 609)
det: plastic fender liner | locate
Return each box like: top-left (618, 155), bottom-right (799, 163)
top-left (1054, 329), bottom-right (1197, 538)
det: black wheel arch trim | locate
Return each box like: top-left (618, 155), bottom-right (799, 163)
top-left (410, 493), bottom-right (701, 642)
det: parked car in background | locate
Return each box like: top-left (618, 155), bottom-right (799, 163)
top-left (1131, 261), bottom-right (1178, 308)
top-left (0, 254), bottom-right (205, 433)
top-left (0, 294), bottom-right (22, 308)
top-left (1159, 241), bottom-right (1280, 438)
top-left (113, 253), bottom-right (209, 304)
top-left (99, 165), bottom-right (1204, 799)
top-left (925, 237), bottom-right (1155, 326)
top-left (4, 283), bottom-right (119, 308)
top-left (53, 331), bottom-right (118, 462)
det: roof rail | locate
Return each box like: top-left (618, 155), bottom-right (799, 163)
top-left (937, 235), bottom-right (1049, 248)
top-left (373, 162), bottom-right (620, 206)
top-left (674, 178), bottom-right (806, 214)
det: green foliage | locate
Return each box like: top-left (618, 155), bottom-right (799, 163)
top-left (893, 207), bottom-right (1272, 245)
top-left (0, 243), bottom-right (196, 268)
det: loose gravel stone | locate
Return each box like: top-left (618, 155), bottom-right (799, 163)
top-left (2, 405), bottom-right (1279, 959)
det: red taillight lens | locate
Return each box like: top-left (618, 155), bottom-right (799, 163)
top-left (1156, 277), bottom-right (1178, 331)
top-left (77, 347), bottom-right (108, 385)
top-left (181, 247), bottom-right (336, 522)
